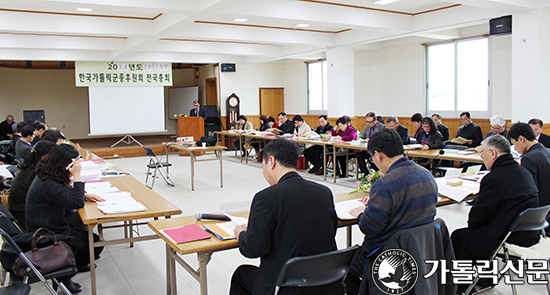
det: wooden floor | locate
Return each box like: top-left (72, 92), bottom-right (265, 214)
top-left (74, 135), bottom-right (174, 159)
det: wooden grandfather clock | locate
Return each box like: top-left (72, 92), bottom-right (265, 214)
top-left (226, 93), bottom-right (240, 130)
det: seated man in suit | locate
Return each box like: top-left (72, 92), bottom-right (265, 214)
top-left (31, 122), bottom-right (47, 145)
top-left (356, 112), bottom-right (386, 174)
top-left (431, 113), bottom-right (449, 141)
top-left (230, 138), bottom-right (341, 295)
top-left (528, 118), bottom-right (550, 148)
top-left (189, 100), bottom-right (205, 117)
top-left (508, 122), bottom-right (550, 233)
top-left (304, 115), bottom-right (333, 175)
top-left (456, 111), bottom-right (483, 147)
top-left (277, 112), bottom-right (295, 134)
top-left (15, 126), bottom-right (35, 160)
top-left (451, 134), bottom-right (540, 291)
top-left (484, 115), bottom-right (508, 140)
top-left (386, 116), bottom-right (410, 144)
top-left (346, 128), bottom-right (438, 295)
top-left (0, 115), bottom-right (14, 140)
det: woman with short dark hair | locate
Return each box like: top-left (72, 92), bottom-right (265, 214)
top-left (26, 144), bottom-right (103, 292)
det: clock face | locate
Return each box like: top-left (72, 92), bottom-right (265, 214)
top-left (229, 97), bottom-right (238, 107)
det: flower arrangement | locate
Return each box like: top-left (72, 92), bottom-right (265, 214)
top-left (349, 170), bottom-right (384, 194)
top-left (174, 114), bottom-right (188, 118)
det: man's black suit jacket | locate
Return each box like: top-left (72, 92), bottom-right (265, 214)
top-left (522, 143), bottom-right (550, 207)
top-left (539, 133), bottom-right (550, 148)
top-left (189, 108), bottom-right (205, 118)
top-left (396, 125), bottom-right (410, 145)
top-left (238, 172), bottom-right (339, 294)
top-left (279, 120), bottom-right (295, 134)
top-left (455, 154), bottom-right (540, 260)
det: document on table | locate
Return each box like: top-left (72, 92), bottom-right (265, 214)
top-left (335, 198), bottom-right (364, 220)
top-left (96, 191), bottom-right (147, 214)
top-left (202, 214), bottom-right (248, 240)
top-left (0, 165), bottom-right (13, 178)
top-left (435, 177), bottom-right (479, 202)
top-left (85, 181), bottom-right (120, 194)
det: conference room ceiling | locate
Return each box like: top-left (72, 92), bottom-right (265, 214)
top-left (0, 0), bottom-right (544, 64)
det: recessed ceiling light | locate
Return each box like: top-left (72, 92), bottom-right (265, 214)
top-left (295, 24), bottom-right (309, 28)
top-left (76, 8), bottom-right (93, 12)
top-left (374, 0), bottom-right (399, 5)
top-left (232, 18), bottom-right (248, 22)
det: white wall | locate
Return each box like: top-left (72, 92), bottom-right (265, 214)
top-left (220, 63), bottom-right (284, 115)
top-left (354, 44), bottom-right (425, 117)
top-left (490, 34), bottom-right (512, 118)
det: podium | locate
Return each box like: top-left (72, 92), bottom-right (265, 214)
top-left (177, 117), bottom-right (205, 156)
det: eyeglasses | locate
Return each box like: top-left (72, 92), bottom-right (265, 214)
top-left (422, 125), bottom-right (430, 129)
top-left (366, 119), bottom-right (375, 124)
top-left (480, 148), bottom-right (494, 159)
top-left (460, 118), bottom-right (468, 122)
top-left (491, 126), bottom-right (504, 130)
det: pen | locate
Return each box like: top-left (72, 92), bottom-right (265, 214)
top-left (66, 155), bottom-right (81, 170)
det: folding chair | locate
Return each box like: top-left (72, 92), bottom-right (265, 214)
top-left (465, 204), bottom-right (550, 295)
top-left (143, 147), bottom-right (174, 189)
top-left (274, 244), bottom-right (359, 295)
top-left (0, 212), bottom-right (77, 295)
top-left (0, 229), bottom-right (65, 295)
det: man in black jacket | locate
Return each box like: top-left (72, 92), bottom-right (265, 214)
top-left (386, 116), bottom-right (410, 144)
top-left (528, 118), bottom-right (550, 148)
top-left (456, 111), bottom-right (483, 147)
top-left (277, 112), bottom-right (295, 134)
top-left (508, 122), bottom-right (550, 233)
top-left (304, 115), bottom-right (333, 174)
top-left (0, 115), bottom-right (14, 140)
top-left (451, 134), bottom-right (540, 261)
top-left (189, 100), bottom-right (205, 117)
top-left (431, 113), bottom-right (449, 141)
top-left (230, 138), bottom-right (341, 295)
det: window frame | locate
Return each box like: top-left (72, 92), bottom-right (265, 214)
top-left (306, 59), bottom-right (328, 115)
top-left (425, 36), bottom-right (492, 119)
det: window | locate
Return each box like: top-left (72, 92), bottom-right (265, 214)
top-left (307, 60), bottom-right (328, 114)
top-left (426, 37), bottom-right (490, 118)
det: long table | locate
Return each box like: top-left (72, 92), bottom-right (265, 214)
top-left (78, 174), bottom-right (182, 295)
top-left (405, 149), bottom-right (484, 163)
top-left (147, 189), bottom-right (467, 295)
top-left (164, 143), bottom-right (227, 191)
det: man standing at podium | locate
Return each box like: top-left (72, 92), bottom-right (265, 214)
top-left (189, 100), bottom-right (205, 118)
top-left (230, 138), bottom-right (341, 295)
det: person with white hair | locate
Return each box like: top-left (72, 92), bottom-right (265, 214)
top-left (484, 115), bottom-right (508, 140)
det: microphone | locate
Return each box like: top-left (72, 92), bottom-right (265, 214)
top-left (195, 213), bottom-right (231, 221)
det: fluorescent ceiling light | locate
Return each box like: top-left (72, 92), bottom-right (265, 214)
top-left (76, 8), bottom-right (93, 12)
top-left (295, 24), bottom-right (309, 27)
top-left (374, 0), bottom-right (399, 5)
top-left (232, 18), bottom-right (248, 22)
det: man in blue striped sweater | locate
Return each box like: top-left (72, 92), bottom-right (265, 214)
top-left (347, 128), bottom-right (438, 295)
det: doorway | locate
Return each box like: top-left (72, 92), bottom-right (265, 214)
top-left (259, 88), bottom-right (284, 117)
top-left (206, 78), bottom-right (217, 106)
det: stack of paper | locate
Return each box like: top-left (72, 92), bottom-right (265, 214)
top-left (335, 199), bottom-right (364, 220)
top-left (435, 177), bottom-right (480, 202)
top-left (96, 191), bottom-right (147, 214)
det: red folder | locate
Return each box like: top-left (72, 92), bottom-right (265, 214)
top-left (162, 224), bottom-right (211, 244)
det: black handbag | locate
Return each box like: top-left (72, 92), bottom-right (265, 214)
top-left (12, 228), bottom-right (76, 278)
